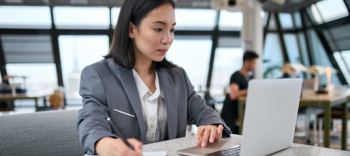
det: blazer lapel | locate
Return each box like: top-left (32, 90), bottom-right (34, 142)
top-left (108, 61), bottom-right (147, 143)
top-left (158, 68), bottom-right (178, 140)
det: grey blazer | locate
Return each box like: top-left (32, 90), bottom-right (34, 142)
top-left (76, 58), bottom-right (232, 154)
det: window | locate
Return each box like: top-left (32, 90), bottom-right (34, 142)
top-left (0, 6), bottom-right (51, 29)
top-left (6, 63), bottom-right (58, 92)
top-left (308, 30), bottom-right (342, 85)
top-left (166, 37), bottom-right (212, 91)
top-left (297, 33), bottom-right (312, 78)
top-left (1, 35), bottom-right (54, 63)
top-left (293, 12), bottom-right (302, 29)
top-left (210, 47), bottom-right (243, 96)
top-left (268, 13), bottom-right (277, 30)
top-left (53, 7), bottom-right (110, 29)
top-left (111, 7), bottom-right (121, 28)
top-left (279, 13), bottom-right (294, 29)
top-left (263, 33), bottom-right (284, 79)
top-left (310, 4), bottom-right (323, 24)
top-left (323, 24), bottom-right (350, 52)
top-left (333, 52), bottom-right (350, 84)
top-left (284, 34), bottom-right (301, 64)
top-left (311, 0), bottom-right (349, 23)
top-left (341, 50), bottom-right (350, 83)
top-left (175, 9), bottom-right (217, 30)
top-left (218, 10), bottom-right (243, 30)
top-left (58, 35), bottom-right (109, 104)
top-left (316, 0), bottom-right (349, 22)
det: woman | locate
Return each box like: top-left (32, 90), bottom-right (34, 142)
top-left (77, 0), bottom-right (232, 155)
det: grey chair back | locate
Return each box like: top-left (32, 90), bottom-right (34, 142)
top-left (0, 110), bottom-right (84, 156)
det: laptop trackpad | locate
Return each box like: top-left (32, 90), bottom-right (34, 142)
top-left (177, 136), bottom-right (242, 156)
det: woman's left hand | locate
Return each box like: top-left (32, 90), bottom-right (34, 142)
top-left (195, 124), bottom-right (224, 147)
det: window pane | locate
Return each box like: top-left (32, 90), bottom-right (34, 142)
top-left (310, 4), bottom-right (323, 24)
top-left (284, 34), bottom-right (301, 64)
top-left (218, 10), bottom-right (242, 31)
top-left (0, 6), bottom-right (51, 29)
top-left (1, 35), bottom-right (54, 63)
top-left (53, 7), bottom-right (110, 29)
top-left (166, 38), bottom-right (212, 91)
top-left (293, 12), bottom-right (302, 28)
top-left (59, 35), bottom-right (109, 104)
top-left (279, 13), bottom-right (294, 29)
top-left (334, 52), bottom-right (350, 84)
top-left (111, 7), bottom-right (121, 28)
top-left (263, 34), bottom-right (284, 78)
top-left (308, 30), bottom-right (342, 85)
top-left (268, 13), bottom-right (277, 30)
top-left (210, 47), bottom-right (243, 96)
top-left (6, 63), bottom-right (58, 92)
top-left (297, 33), bottom-right (310, 66)
top-left (175, 9), bottom-right (216, 30)
top-left (316, 0), bottom-right (349, 23)
top-left (341, 50), bottom-right (350, 83)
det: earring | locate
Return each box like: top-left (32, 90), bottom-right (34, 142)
top-left (130, 36), bottom-right (134, 38)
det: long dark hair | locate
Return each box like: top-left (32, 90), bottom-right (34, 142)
top-left (105, 0), bottom-right (177, 70)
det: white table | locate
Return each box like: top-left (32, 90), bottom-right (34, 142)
top-left (143, 135), bottom-right (350, 156)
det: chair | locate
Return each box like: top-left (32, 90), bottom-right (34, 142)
top-left (313, 103), bottom-right (350, 146)
top-left (0, 110), bottom-right (84, 156)
top-left (49, 91), bottom-right (65, 110)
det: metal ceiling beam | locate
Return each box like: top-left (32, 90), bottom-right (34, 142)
top-left (206, 10), bottom-right (221, 91)
top-left (0, 37), bottom-right (9, 84)
top-left (274, 12), bottom-right (290, 63)
top-left (50, 6), bottom-right (64, 87)
top-left (300, 10), bottom-right (314, 65)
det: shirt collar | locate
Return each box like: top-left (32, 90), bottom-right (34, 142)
top-left (132, 69), bottom-right (164, 100)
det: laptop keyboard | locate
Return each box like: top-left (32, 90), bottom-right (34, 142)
top-left (205, 146), bottom-right (241, 156)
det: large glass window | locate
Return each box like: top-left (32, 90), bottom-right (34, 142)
top-left (53, 7), bottom-right (110, 29)
top-left (308, 30), bottom-right (342, 85)
top-left (284, 34), bottom-right (301, 64)
top-left (263, 33), bottom-right (284, 79)
top-left (111, 7), bottom-right (121, 28)
top-left (166, 37), bottom-right (212, 91)
top-left (334, 52), bottom-right (350, 84)
top-left (1, 35), bottom-right (54, 63)
top-left (6, 63), bottom-right (58, 92)
top-left (218, 10), bottom-right (243, 31)
top-left (58, 35), bottom-right (109, 104)
top-left (210, 47), bottom-right (243, 96)
top-left (311, 0), bottom-right (349, 23)
top-left (293, 12), bottom-right (302, 29)
top-left (0, 6), bottom-right (51, 29)
top-left (279, 13), bottom-right (294, 29)
top-left (268, 13), bottom-right (277, 30)
top-left (175, 9), bottom-right (217, 30)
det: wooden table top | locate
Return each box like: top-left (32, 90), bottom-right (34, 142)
top-left (0, 92), bottom-right (52, 100)
top-left (238, 88), bottom-right (350, 103)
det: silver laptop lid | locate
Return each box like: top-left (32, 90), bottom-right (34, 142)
top-left (240, 78), bottom-right (302, 156)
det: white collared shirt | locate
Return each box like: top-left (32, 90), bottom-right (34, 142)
top-left (132, 69), bottom-right (167, 143)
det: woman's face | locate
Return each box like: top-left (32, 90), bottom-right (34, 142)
top-left (129, 4), bottom-right (176, 62)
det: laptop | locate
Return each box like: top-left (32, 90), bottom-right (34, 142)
top-left (177, 78), bottom-right (303, 156)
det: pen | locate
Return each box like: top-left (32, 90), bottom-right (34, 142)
top-left (106, 117), bottom-right (133, 149)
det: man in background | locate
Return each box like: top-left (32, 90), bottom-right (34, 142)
top-left (221, 51), bottom-right (259, 134)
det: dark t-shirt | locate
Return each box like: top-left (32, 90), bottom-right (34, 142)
top-left (221, 71), bottom-right (251, 133)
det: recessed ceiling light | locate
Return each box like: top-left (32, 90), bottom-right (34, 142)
top-left (70, 0), bottom-right (88, 5)
top-left (42, 0), bottom-right (50, 4)
top-left (192, 1), bottom-right (210, 7)
top-left (4, 0), bottom-right (23, 3)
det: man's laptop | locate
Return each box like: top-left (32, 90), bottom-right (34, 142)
top-left (177, 78), bottom-right (303, 156)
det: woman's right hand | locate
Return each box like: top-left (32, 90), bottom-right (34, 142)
top-left (96, 137), bottom-right (143, 156)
